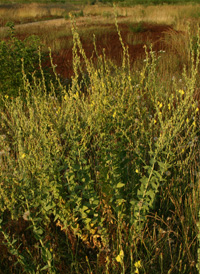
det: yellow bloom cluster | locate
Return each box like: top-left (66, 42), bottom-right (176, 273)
top-left (178, 89), bottom-right (184, 95)
top-left (134, 260), bottom-right (142, 273)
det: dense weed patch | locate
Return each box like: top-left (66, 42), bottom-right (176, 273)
top-left (0, 19), bottom-right (200, 273)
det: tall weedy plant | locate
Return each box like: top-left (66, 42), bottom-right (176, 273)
top-left (0, 16), bottom-right (199, 274)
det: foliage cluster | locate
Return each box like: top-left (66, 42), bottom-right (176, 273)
top-left (0, 19), bottom-right (200, 274)
top-left (0, 24), bottom-right (62, 105)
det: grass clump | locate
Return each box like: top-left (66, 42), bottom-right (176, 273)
top-left (129, 21), bottom-right (146, 33)
top-left (0, 19), bottom-right (200, 274)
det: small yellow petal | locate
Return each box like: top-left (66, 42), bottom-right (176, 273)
top-left (134, 260), bottom-right (142, 268)
top-left (178, 89), bottom-right (184, 95)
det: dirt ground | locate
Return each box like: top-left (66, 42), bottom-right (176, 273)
top-left (45, 22), bottom-right (173, 79)
top-left (1, 18), bottom-right (177, 80)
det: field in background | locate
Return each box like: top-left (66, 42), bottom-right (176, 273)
top-left (0, 2), bottom-right (81, 26)
top-left (1, 2), bottom-right (200, 27)
top-left (0, 2), bottom-right (200, 274)
top-left (0, 0), bottom-right (200, 5)
top-left (1, 3), bottom-right (200, 79)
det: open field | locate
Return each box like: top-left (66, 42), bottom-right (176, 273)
top-left (1, 3), bottom-right (200, 78)
top-left (1, 2), bottom-right (200, 27)
top-left (0, 2), bottom-right (200, 274)
top-left (0, 2), bottom-right (81, 26)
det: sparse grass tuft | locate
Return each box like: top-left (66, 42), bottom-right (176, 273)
top-left (129, 21), bottom-right (146, 33)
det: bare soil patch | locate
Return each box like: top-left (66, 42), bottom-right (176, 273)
top-left (47, 22), bottom-right (174, 79)
top-left (1, 18), bottom-right (178, 80)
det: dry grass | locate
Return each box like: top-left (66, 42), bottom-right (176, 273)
top-left (1, 3), bottom-right (200, 31)
top-left (84, 4), bottom-right (200, 30)
top-left (0, 2), bottom-right (79, 26)
top-left (1, 3), bottom-right (200, 30)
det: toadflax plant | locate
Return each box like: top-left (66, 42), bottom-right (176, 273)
top-left (0, 17), bottom-right (199, 274)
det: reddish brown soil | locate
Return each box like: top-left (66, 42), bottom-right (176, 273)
top-left (2, 21), bottom-right (174, 80)
top-left (47, 22), bottom-right (173, 79)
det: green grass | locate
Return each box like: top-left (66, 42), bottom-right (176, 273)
top-left (0, 20), bottom-right (200, 274)
top-left (128, 22), bottom-right (146, 33)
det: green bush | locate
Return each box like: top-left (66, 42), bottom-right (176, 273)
top-left (0, 24), bottom-right (57, 102)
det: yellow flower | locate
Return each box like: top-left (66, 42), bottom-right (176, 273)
top-left (116, 250), bottom-right (124, 264)
top-left (168, 104), bottom-right (171, 110)
top-left (193, 121), bottom-right (196, 127)
top-left (90, 100), bottom-right (95, 107)
top-left (195, 107), bottom-right (199, 112)
top-left (73, 91), bottom-right (79, 99)
top-left (4, 95), bottom-right (9, 99)
top-left (136, 169), bottom-right (139, 173)
top-left (186, 118), bottom-right (189, 123)
top-left (159, 102), bottom-right (163, 109)
top-left (113, 111), bottom-right (116, 118)
top-left (56, 107), bottom-right (61, 114)
top-left (178, 89), bottom-right (184, 95)
top-left (134, 260), bottom-right (142, 268)
top-left (21, 153), bottom-right (26, 159)
top-left (154, 119), bottom-right (157, 124)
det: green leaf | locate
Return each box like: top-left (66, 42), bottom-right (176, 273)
top-left (116, 182), bottom-right (125, 188)
top-left (140, 176), bottom-right (148, 185)
top-left (82, 205), bottom-right (88, 211)
top-left (85, 218), bottom-right (91, 224)
top-left (41, 265), bottom-right (49, 271)
top-left (34, 228), bottom-right (43, 235)
top-left (44, 204), bottom-right (52, 212)
top-left (46, 249), bottom-right (52, 260)
top-left (116, 199), bottom-right (126, 206)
